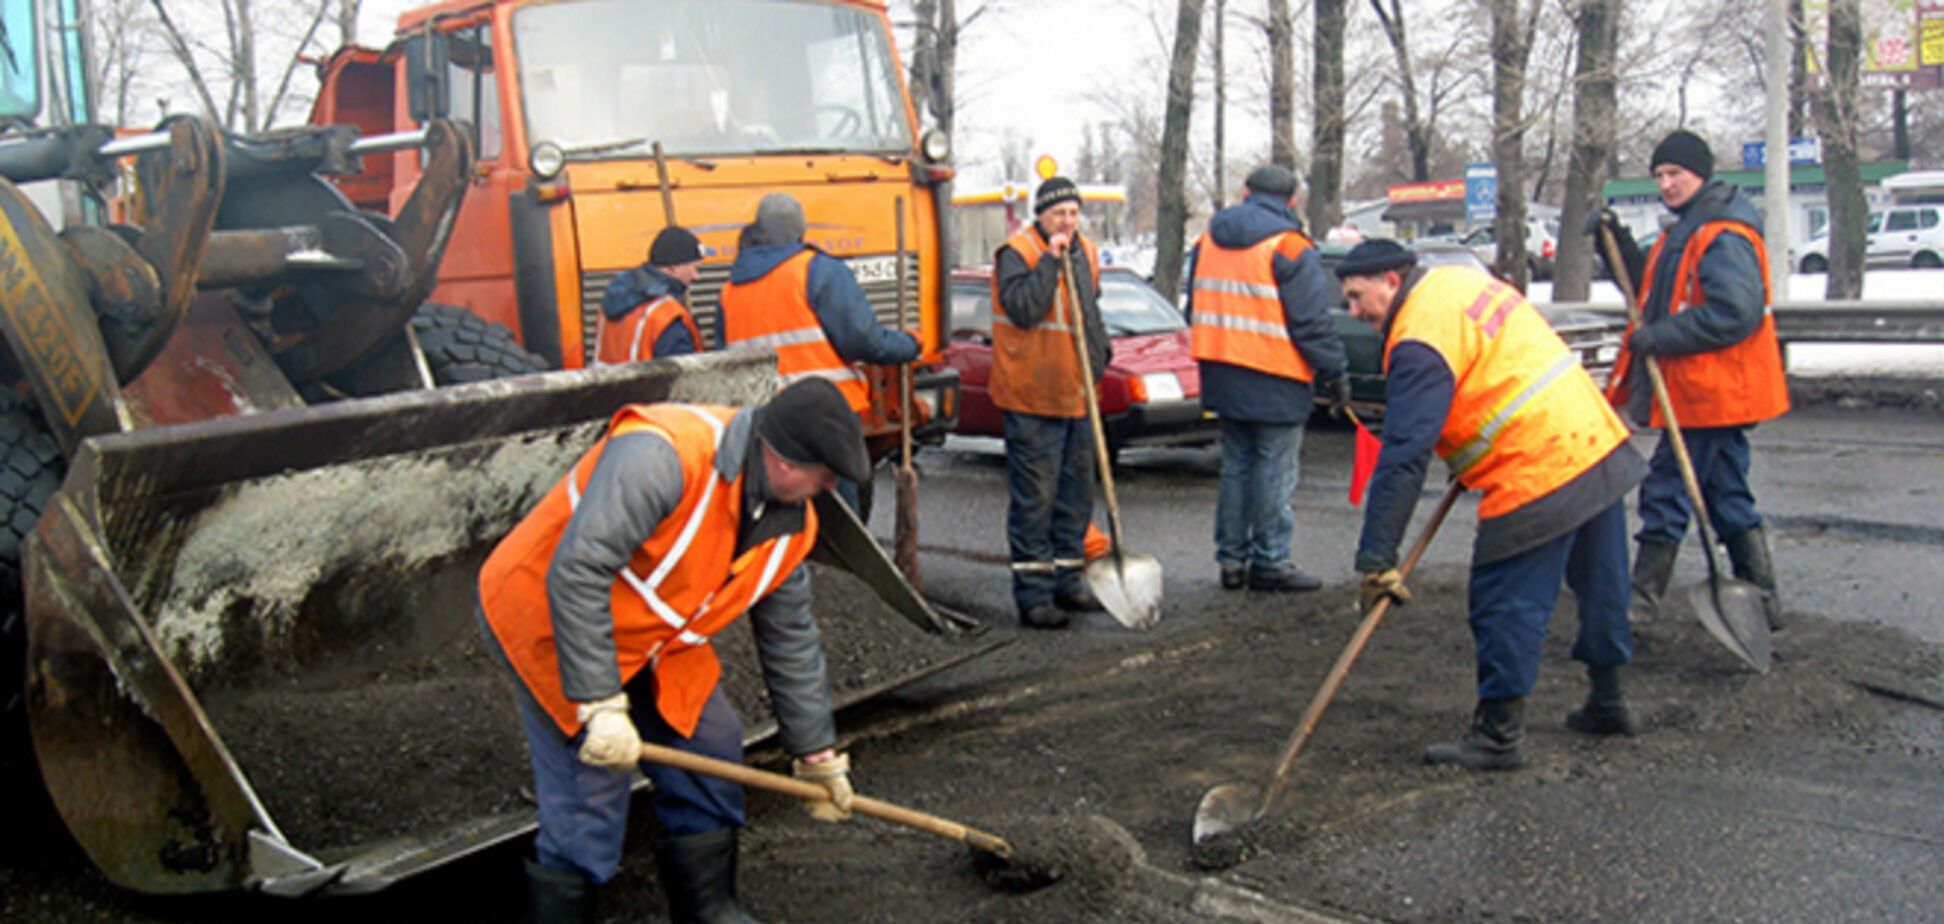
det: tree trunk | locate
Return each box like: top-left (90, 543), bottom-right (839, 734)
top-left (236, 0), bottom-right (260, 131)
top-left (1788, 0), bottom-right (1807, 136)
top-left (1816, 0), bottom-right (1865, 300)
top-left (1369, 0), bottom-right (1431, 182)
top-left (1553, 0), bottom-right (1620, 302)
top-left (1153, 0), bottom-right (1207, 303)
top-left (336, 0), bottom-right (363, 45)
top-left (1308, 0), bottom-right (1347, 235)
top-left (1212, 0), bottom-right (1226, 210)
top-left (1266, 0), bottom-right (1296, 170)
top-left (935, 0), bottom-right (960, 140)
top-left (1489, 0), bottom-right (1535, 291)
top-left (908, 0), bottom-right (937, 127)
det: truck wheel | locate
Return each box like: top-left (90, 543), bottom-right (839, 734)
top-left (413, 303), bottom-right (549, 385)
top-left (0, 398), bottom-right (63, 775)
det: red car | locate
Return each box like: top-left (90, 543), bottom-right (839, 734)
top-left (942, 266), bottom-right (1215, 460)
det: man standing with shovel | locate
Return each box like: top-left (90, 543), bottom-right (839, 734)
top-left (1336, 240), bottom-right (1647, 770)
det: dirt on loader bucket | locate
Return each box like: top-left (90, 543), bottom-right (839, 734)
top-left (21, 351), bottom-right (1002, 897)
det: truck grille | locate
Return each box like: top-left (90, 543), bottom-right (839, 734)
top-left (579, 252), bottom-right (922, 362)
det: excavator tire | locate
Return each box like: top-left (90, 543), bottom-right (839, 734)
top-left (412, 303), bottom-right (548, 384)
top-left (0, 395), bottom-right (63, 777)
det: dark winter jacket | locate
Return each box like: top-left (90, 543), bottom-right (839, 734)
top-left (728, 243), bottom-right (920, 365)
top-left (1184, 193), bottom-right (1347, 424)
top-left (601, 264), bottom-right (699, 356)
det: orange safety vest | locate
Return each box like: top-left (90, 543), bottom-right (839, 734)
top-left (1387, 266), bottom-right (1631, 519)
top-left (989, 229), bottom-right (1101, 418)
top-left (720, 250), bottom-right (870, 413)
top-left (1189, 230), bottom-right (1318, 383)
top-left (478, 403), bottom-right (818, 737)
top-left (595, 292), bottom-right (703, 365)
top-left (1605, 221), bottom-right (1790, 429)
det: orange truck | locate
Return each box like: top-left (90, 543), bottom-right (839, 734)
top-left (311, 0), bottom-right (960, 472)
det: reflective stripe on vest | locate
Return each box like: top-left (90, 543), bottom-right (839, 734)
top-left (1387, 266), bottom-right (1630, 519)
top-left (1189, 231), bottom-right (1316, 382)
top-left (720, 250), bottom-right (871, 412)
top-left (988, 229), bottom-right (1100, 418)
top-left (596, 293), bottom-right (701, 365)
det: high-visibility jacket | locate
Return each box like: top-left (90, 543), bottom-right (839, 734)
top-left (1189, 230), bottom-right (1317, 383)
top-left (596, 293), bottom-right (702, 365)
top-left (1605, 221), bottom-right (1790, 429)
top-left (1387, 266), bottom-right (1631, 519)
top-left (990, 230), bottom-right (1101, 418)
top-left (720, 250), bottom-right (870, 412)
top-left (478, 403), bottom-right (817, 737)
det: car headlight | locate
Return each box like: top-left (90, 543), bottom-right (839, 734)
top-left (921, 128), bottom-right (951, 163)
top-left (1139, 371), bottom-right (1184, 404)
top-left (530, 142), bottom-right (566, 180)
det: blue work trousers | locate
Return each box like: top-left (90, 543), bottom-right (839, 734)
top-left (1003, 411), bottom-right (1096, 612)
top-left (1636, 426), bottom-right (1762, 545)
top-left (516, 678), bottom-right (746, 883)
top-left (1468, 499), bottom-right (1634, 701)
top-left (1213, 418), bottom-right (1304, 570)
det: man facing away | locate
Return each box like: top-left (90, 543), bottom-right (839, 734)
top-left (597, 225), bottom-right (705, 364)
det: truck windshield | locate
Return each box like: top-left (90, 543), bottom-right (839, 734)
top-left (0, 0), bottom-right (41, 121)
top-left (513, 0), bottom-right (911, 158)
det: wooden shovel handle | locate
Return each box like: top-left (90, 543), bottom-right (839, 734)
top-left (637, 742), bottom-right (1013, 858)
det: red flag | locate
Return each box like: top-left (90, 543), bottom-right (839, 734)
top-left (1348, 418), bottom-right (1381, 506)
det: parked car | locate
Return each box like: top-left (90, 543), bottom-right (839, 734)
top-left (1457, 216), bottom-right (1559, 281)
top-left (943, 266), bottom-right (1215, 459)
top-left (1317, 242), bottom-right (1625, 414)
top-left (1791, 205), bottom-right (1944, 272)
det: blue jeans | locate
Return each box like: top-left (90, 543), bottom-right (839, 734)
top-left (1003, 411), bottom-right (1095, 612)
top-left (1214, 418), bottom-right (1304, 570)
top-left (1468, 499), bottom-right (1633, 701)
top-left (1636, 426), bottom-right (1762, 545)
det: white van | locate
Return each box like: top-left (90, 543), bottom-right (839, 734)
top-left (1791, 205), bottom-right (1944, 272)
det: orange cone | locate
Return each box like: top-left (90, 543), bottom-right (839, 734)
top-left (1084, 521), bottom-right (1111, 560)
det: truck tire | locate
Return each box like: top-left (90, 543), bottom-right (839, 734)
top-left (413, 303), bottom-right (549, 385)
top-left (0, 398), bottom-right (63, 776)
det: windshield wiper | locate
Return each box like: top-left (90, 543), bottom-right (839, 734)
top-left (560, 138), bottom-right (718, 169)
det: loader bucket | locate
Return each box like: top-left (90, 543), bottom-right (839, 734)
top-left (22, 351), bottom-right (1003, 896)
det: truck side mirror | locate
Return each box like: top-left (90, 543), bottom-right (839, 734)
top-left (404, 29), bottom-right (450, 122)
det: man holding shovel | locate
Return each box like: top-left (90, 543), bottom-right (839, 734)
top-left (1336, 240), bottom-right (1647, 770)
top-left (1599, 130), bottom-right (1791, 629)
top-left (477, 378), bottom-right (864, 924)
top-left (990, 176), bottom-right (1112, 630)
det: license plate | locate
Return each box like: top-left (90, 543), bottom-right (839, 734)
top-left (848, 255), bottom-right (900, 285)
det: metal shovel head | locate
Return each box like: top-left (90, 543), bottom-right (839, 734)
top-left (1684, 577), bottom-right (1772, 673)
top-left (1086, 552), bottom-right (1163, 630)
top-left (1193, 782), bottom-right (1262, 844)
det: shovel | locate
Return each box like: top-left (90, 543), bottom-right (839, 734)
top-left (1193, 480), bottom-right (1463, 846)
top-left (1598, 226), bottom-right (1770, 672)
top-left (1062, 251), bottom-right (1162, 629)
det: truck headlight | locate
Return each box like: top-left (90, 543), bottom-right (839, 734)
top-left (921, 128), bottom-right (951, 163)
top-left (530, 142), bottom-right (566, 180)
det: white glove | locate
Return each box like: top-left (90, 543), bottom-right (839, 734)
top-left (575, 693), bottom-right (642, 772)
top-left (791, 751), bottom-right (855, 823)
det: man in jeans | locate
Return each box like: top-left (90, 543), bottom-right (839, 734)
top-left (1187, 165), bottom-right (1350, 592)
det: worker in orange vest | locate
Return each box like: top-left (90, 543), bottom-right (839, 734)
top-left (478, 378), bottom-right (867, 924)
top-left (720, 194), bottom-right (920, 512)
top-left (596, 226), bottom-right (706, 364)
top-left (1337, 240), bottom-right (1647, 770)
top-left (991, 176), bottom-right (1112, 630)
top-left (1599, 130), bottom-right (1790, 630)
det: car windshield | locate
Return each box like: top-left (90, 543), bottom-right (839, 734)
top-left (512, 0), bottom-right (912, 158)
top-left (1099, 273), bottom-right (1185, 335)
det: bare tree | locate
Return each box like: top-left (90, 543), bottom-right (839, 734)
top-left (334, 0), bottom-right (364, 46)
top-left (150, 0), bottom-right (338, 131)
top-left (997, 127), bottom-right (1034, 181)
top-left (1308, 0), bottom-right (1348, 234)
top-left (90, 0), bottom-right (156, 127)
top-left (1211, 0), bottom-right (1226, 210)
top-left (1486, 0), bottom-right (1541, 291)
top-left (907, 0), bottom-right (995, 142)
top-left (1812, 0), bottom-right (1865, 299)
top-left (1265, 0), bottom-right (1296, 170)
top-left (1153, 0), bottom-right (1208, 303)
top-left (1553, 0), bottom-right (1622, 302)
top-left (1367, 0), bottom-right (1433, 181)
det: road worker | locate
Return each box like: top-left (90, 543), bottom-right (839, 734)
top-left (1337, 239), bottom-right (1647, 770)
top-left (990, 176), bottom-right (1113, 629)
top-left (1186, 164), bottom-right (1351, 593)
top-left (478, 378), bottom-right (864, 924)
top-left (597, 225), bottom-right (705, 364)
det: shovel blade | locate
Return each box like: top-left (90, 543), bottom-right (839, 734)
top-left (1085, 553), bottom-right (1163, 630)
top-left (1684, 577), bottom-right (1772, 673)
top-left (1193, 782), bottom-right (1262, 845)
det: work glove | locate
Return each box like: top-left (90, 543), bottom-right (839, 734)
top-left (575, 693), bottom-right (642, 772)
top-left (1325, 373), bottom-right (1355, 420)
top-left (1626, 323), bottom-right (1662, 357)
top-left (791, 751), bottom-right (855, 823)
top-left (1588, 208), bottom-right (1646, 294)
top-left (1359, 569), bottom-right (1413, 615)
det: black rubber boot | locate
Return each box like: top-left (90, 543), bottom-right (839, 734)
top-left (1628, 539), bottom-right (1680, 624)
top-left (1725, 525), bottom-right (1784, 630)
top-left (653, 828), bottom-right (764, 924)
top-left (1020, 603), bottom-right (1070, 630)
top-left (1565, 665), bottom-right (1637, 736)
top-left (1247, 564), bottom-right (1323, 593)
top-left (525, 858), bottom-right (595, 924)
top-left (1425, 698), bottom-right (1526, 770)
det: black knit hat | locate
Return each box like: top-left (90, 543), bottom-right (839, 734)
top-left (755, 378), bottom-right (870, 485)
top-left (1650, 129), bottom-right (1714, 181)
top-left (1033, 176), bottom-right (1082, 215)
top-left (1335, 239), bottom-right (1417, 278)
top-left (649, 226), bottom-right (702, 266)
top-left (1245, 164), bottom-right (1298, 199)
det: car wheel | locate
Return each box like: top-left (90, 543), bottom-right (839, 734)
top-left (1800, 254), bottom-right (1827, 274)
top-left (1912, 251), bottom-right (1943, 270)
